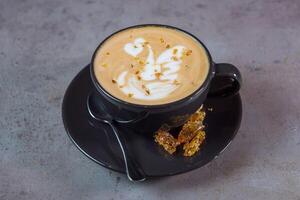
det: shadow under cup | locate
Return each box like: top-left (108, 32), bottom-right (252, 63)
top-left (88, 24), bottom-right (242, 134)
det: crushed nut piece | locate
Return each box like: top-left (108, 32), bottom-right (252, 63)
top-left (141, 84), bottom-right (150, 95)
top-left (178, 108), bottom-right (206, 144)
top-left (101, 63), bottom-right (107, 67)
top-left (155, 72), bottom-right (162, 79)
top-left (128, 93), bottom-right (133, 98)
top-left (160, 38), bottom-right (165, 43)
top-left (106, 52), bottom-right (110, 55)
top-left (171, 56), bottom-right (178, 61)
top-left (145, 89), bottom-right (150, 95)
top-left (154, 130), bottom-right (180, 154)
top-left (185, 50), bottom-right (193, 56)
top-left (166, 44), bottom-right (170, 48)
top-left (178, 122), bottom-right (200, 144)
top-left (173, 49), bottom-right (178, 54)
top-left (137, 75), bottom-right (141, 80)
top-left (111, 79), bottom-right (116, 84)
top-left (183, 130), bottom-right (206, 156)
top-left (173, 80), bottom-right (180, 85)
top-left (189, 107), bottom-right (206, 123)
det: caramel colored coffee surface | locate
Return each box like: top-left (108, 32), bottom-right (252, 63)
top-left (93, 26), bottom-right (209, 105)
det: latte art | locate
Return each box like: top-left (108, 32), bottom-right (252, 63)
top-left (118, 38), bottom-right (186, 100)
top-left (124, 38), bottom-right (145, 57)
top-left (93, 26), bottom-right (209, 105)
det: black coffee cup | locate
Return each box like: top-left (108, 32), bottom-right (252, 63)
top-left (88, 24), bottom-right (242, 134)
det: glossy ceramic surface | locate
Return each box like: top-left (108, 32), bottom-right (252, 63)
top-left (62, 65), bottom-right (242, 177)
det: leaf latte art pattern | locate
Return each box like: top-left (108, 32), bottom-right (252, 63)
top-left (117, 37), bottom-right (186, 101)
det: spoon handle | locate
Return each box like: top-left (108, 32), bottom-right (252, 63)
top-left (108, 122), bottom-right (146, 182)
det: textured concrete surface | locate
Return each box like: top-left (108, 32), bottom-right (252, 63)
top-left (1, 0), bottom-right (300, 199)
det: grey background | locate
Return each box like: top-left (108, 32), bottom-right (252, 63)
top-left (1, 0), bottom-right (300, 199)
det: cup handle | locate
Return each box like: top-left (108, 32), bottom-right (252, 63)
top-left (208, 63), bottom-right (242, 97)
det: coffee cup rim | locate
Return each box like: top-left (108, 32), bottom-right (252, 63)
top-left (90, 24), bottom-right (214, 109)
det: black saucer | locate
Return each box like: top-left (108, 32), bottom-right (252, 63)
top-left (62, 65), bottom-right (242, 178)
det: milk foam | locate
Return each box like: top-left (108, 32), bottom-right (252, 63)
top-left (118, 37), bottom-right (186, 101)
top-left (124, 38), bottom-right (145, 57)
